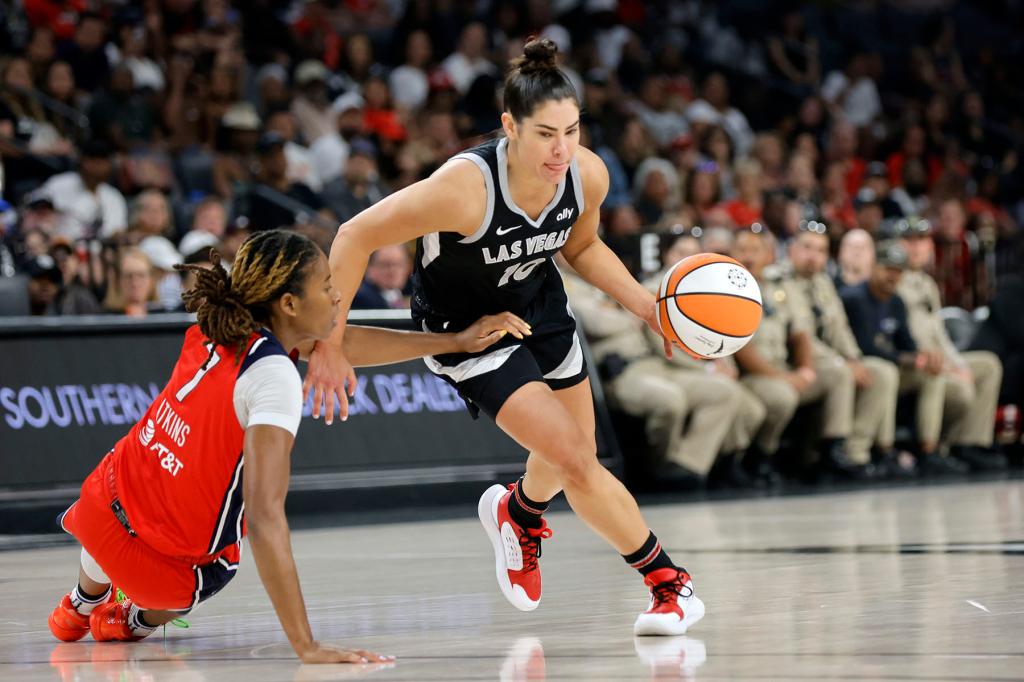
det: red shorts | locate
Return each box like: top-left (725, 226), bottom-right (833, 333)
top-left (60, 455), bottom-right (239, 611)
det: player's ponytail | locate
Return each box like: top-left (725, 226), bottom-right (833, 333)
top-left (504, 37), bottom-right (578, 122)
top-left (175, 230), bottom-right (320, 364)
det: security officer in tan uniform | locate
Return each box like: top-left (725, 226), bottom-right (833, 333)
top-left (640, 236), bottom-right (767, 487)
top-left (781, 221), bottom-right (908, 476)
top-left (732, 226), bottom-right (873, 481)
top-left (896, 217), bottom-right (1005, 470)
top-left (561, 264), bottom-right (747, 489)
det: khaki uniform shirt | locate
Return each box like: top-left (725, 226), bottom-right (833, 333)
top-left (896, 269), bottom-right (966, 369)
top-left (780, 268), bottom-right (862, 364)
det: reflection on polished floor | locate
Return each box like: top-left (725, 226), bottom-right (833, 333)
top-left (3, 481), bottom-right (1024, 681)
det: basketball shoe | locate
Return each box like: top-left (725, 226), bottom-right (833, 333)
top-left (634, 567), bottom-right (705, 636)
top-left (89, 599), bottom-right (151, 642)
top-left (48, 589), bottom-right (115, 642)
top-left (478, 483), bottom-right (552, 611)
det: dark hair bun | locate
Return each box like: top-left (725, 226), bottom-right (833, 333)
top-left (515, 38), bottom-right (558, 76)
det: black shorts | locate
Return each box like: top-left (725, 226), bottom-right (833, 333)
top-left (414, 284), bottom-right (589, 420)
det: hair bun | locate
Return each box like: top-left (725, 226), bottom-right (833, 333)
top-left (516, 38), bottom-right (558, 76)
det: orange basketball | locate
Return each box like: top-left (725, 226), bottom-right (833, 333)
top-left (656, 253), bottom-right (763, 359)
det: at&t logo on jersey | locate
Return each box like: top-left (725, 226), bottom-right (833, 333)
top-left (139, 419), bottom-right (155, 446)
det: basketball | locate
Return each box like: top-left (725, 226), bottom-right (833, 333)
top-left (657, 253), bottom-right (763, 360)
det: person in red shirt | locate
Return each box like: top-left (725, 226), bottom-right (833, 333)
top-left (48, 229), bottom-right (521, 663)
top-left (721, 158), bottom-right (764, 227)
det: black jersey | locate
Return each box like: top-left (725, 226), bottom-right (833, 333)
top-left (412, 137), bottom-right (585, 327)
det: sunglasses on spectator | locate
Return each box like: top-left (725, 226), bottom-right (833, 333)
top-left (694, 161), bottom-right (719, 174)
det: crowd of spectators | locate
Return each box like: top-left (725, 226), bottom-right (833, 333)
top-left (1, 0), bottom-right (1022, 485)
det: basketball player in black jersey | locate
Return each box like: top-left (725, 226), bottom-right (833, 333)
top-left (306, 39), bottom-right (703, 636)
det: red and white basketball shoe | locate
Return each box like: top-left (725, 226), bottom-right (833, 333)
top-left (478, 483), bottom-right (552, 611)
top-left (48, 594), bottom-right (92, 642)
top-left (634, 568), bottom-right (705, 636)
top-left (89, 599), bottom-right (151, 642)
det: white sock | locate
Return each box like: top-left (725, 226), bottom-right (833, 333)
top-left (70, 584), bottom-right (110, 615)
top-left (127, 604), bottom-right (156, 638)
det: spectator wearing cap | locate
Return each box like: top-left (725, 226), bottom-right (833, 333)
top-left (321, 138), bottom-right (387, 224)
top-left (138, 235), bottom-right (185, 311)
top-left (862, 161), bottom-right (904, 219)
top-left (235, 132), bottom-right (333, 232)
top-left (256, 64), bottom-right (291, 117)
top-left (212, 101), bottom-right (262, 199)
top-left (389, 30), bottom-right (432, 112)
top-left (104, 246), bottom-right (156, 318)
top-left (441, 22), bottom-right (497, 95)
top-left (39, 139), bottom-right (128, 240)
top-left (895, 217), bottom-right (1005, 471)
top-left (853, 187), bottom-right (884, 236)
top-left (24, 253), bottom-right (63, 316)
top-left (310, 91), bottom-right (364, 185)
top-left (265, 109), bottom-right (321, 192)
top-left (291, 59), bottom-right (335, 144)
top-left (841, 241), bottom-right (965, 475)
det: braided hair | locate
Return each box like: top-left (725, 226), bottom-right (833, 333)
top-left (175, 230), bottom-right (321, 364)
top-left (504, 37), bottom-right (579, 122)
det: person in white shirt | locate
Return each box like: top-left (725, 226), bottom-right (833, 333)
top-left (687, 72), bottom-right (754, 158)
top-left (821, 53), bottom-right (881, 129)
top-left (441, 22), bottom-right (497, 95)
top-left (389, 30), bottom-right (432, 112)
top-left (40, 140), bottom-right (127, 240)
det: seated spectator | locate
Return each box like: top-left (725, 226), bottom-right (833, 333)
top-left (39, 139), bottom-right (128, 240)
top-left (310, 92), bottom-right (364, 185)
top-left (138, 235), bottom-right (184, 311)
top-left (352, 245), bottom-right (412, 310)
top-left (687, 72), bottom-right (754, 157)
top-left (765, 9), bottom-right (820, 100)
top-left (632, 158), bottom-right (680, 227)
top-left (751, 132), bottom-right (787, 192)
top-left (48, 241), bottom-right (102, 315)
top-left (290, 60), bottom-right (335, 144)
top-left (835, 228), bottom-right (875, 289)
top-left (970, 273), bottom-right (1024, 408)
top-left (853, 188), bottom-right (884, 237)
top-left (24, 254), bottom-right (63, 316)
top-left (235, 132), bottom-right (333, 232)
top-left (821, 52), bottom-right (881, 129)
top-left (697, 126), bottom-right (736, 199)
top-left (104, 246), bottom-right (156, 318)
top-left (265, 109), bottom-right (321, 192)
top-left (720, 159), bottom-right (764, 227)
top-left (820, 161), bottom-right (857, 231)
top-left (187, 196), bottom-right (228, 240)
top-left (127, 190), bottom-right (173, 239)
top-left (441, 22), bottom-right (497, 95)
top-left (321, 139), bottom-right (386, 224)
top-left (212, 102), bottom-right (262, 199)
top-left (684, 161), bottom-right (722, 226)
top-left (362, 74), bottom-right (407, 144)
top-left (58, 12), bottom-right (109, 94)
top-left (931, 198), bottom-right (977, 309)
top-left (840, 241), bottom-right (966, 475)
top-left (87, 65), bottom-right (157, 151)
top-left (632, 75), bottom-right (689, 149)
top-left (862, 161), bottom-right (904, 219)
top-left (896, 219), bottom-right (1005, 470)
top-left (390, 30), bottom-right (432, 112)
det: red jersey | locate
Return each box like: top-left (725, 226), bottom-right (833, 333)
top-left (110, 325), bottom-right (297, 561)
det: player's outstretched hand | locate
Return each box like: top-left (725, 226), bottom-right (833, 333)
top-left (298, 642), bottom-right (395, 664)
top-left (455, 312), bottom-right (532, 352)
top-left (304, 341), bottom-right (357, 425)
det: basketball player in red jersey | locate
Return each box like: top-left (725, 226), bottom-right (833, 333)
top-left (306, 39), bottom-right (705, 636)
top-left (48, 230), bottom-right (525, 662)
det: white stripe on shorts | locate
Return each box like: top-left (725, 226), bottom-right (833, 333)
top-left (544, 331), bottom-right (583, 381)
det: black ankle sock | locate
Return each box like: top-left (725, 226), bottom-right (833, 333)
top-left (507, 477), bottom-right (549, 529)
top-left (622, 531), bottom-right (680, 577)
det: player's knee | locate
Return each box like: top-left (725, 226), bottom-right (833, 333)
top-left (545, 429), bottom-right (598, 487)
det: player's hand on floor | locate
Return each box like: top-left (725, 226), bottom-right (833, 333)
top-left (298, 643), bottom-right (395, 664)
top-left (456, 312), bottom-right (532, 352)
top-left (304, 341), bottom-right (357, 425)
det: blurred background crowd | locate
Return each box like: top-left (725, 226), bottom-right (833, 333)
top-left (1, 0), bottom-right (1022, 490)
